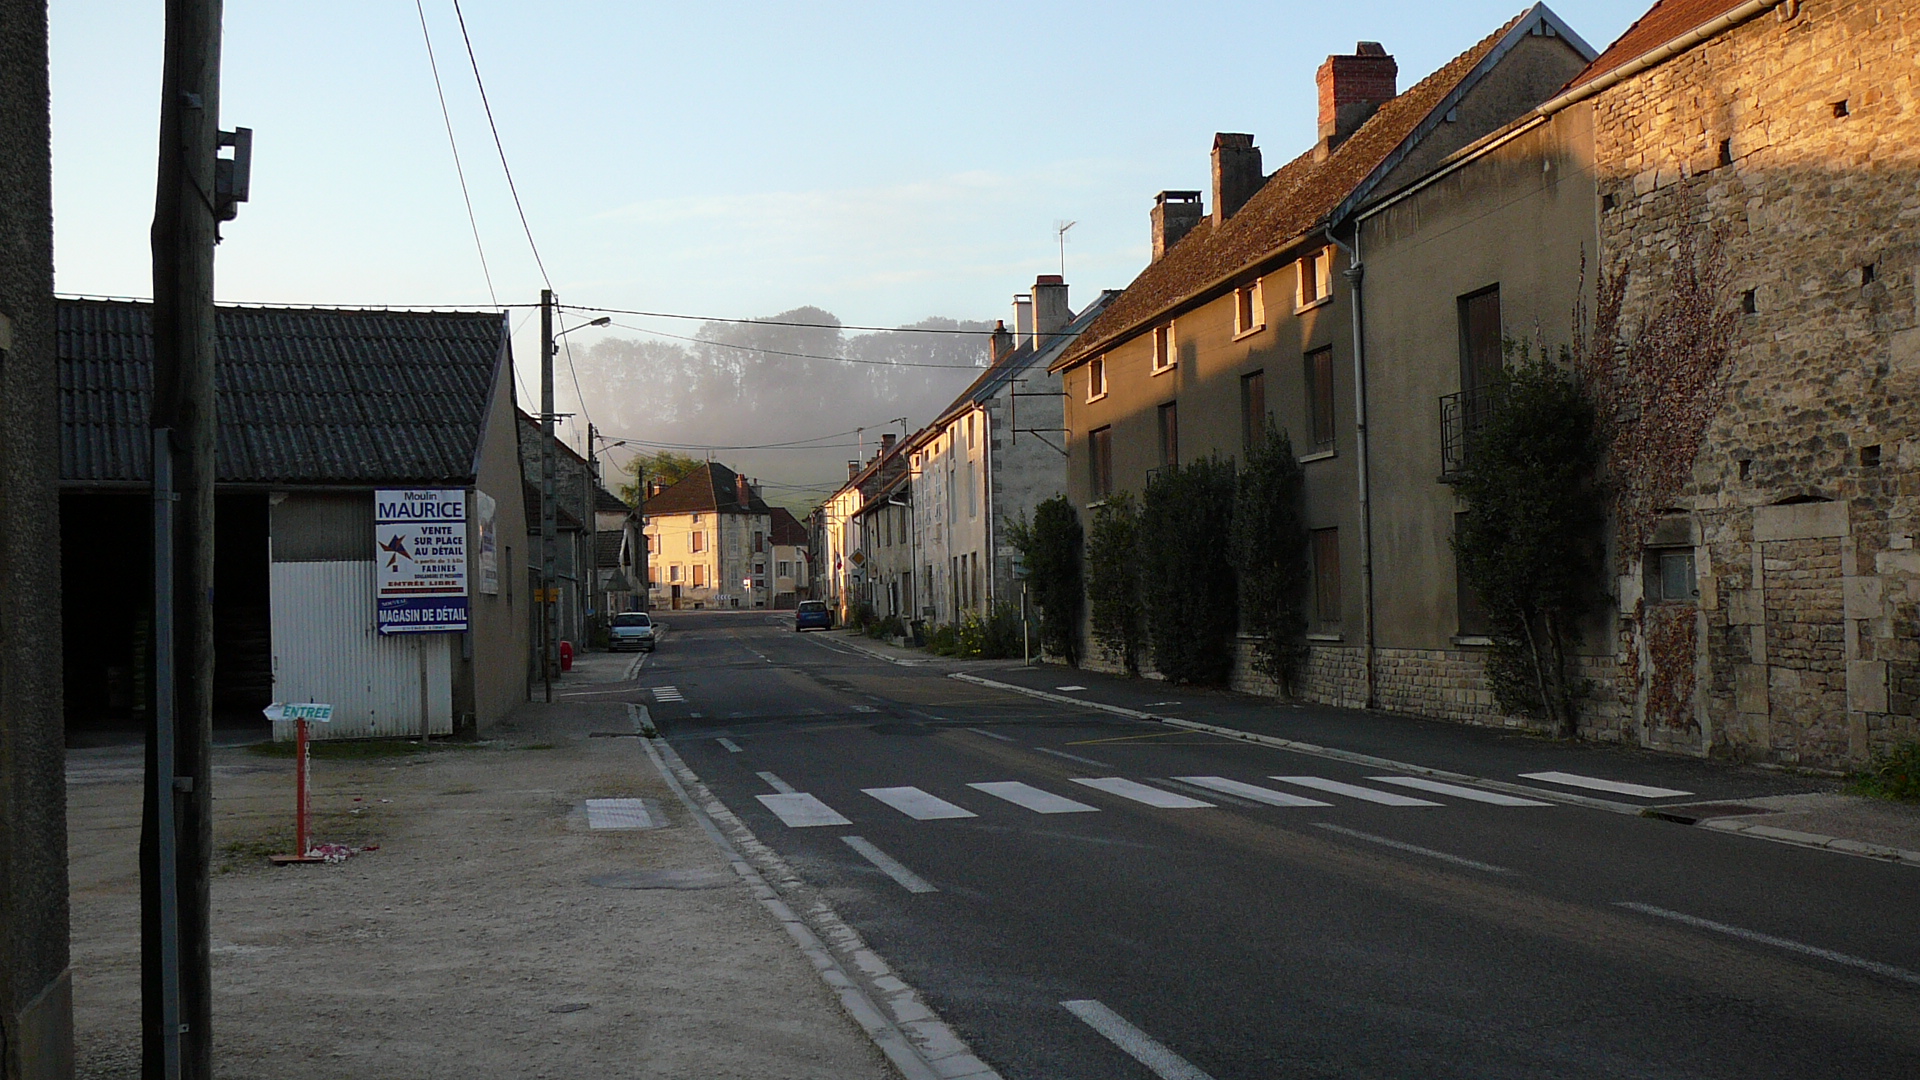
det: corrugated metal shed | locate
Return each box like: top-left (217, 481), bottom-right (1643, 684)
top-left (58, 299), bottom-right (508, 486)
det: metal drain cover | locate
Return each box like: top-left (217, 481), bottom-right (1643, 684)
top-left (588, 869), bottom-right (735, 890)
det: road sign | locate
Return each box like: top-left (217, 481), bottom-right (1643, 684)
top-left (264, 702), bottom-right (333, 723)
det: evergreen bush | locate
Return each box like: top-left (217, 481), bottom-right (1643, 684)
top-left (1006, 497), bottom-right (1082, 665)
top-left (1231, 424), bottom-right (1310, 693)
top-left (1084, 493), bottom-right (1147, 674)
top-left (1138, 456), bottom-right (1240, 685)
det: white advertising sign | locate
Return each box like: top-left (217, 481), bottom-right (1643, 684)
top-left (475, 490), bottom-right (499, 596)
top-left (375, 489), bottom-right (469, 634)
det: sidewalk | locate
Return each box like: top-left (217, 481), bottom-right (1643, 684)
top-left (67, 693), bottom-right (894, 1079)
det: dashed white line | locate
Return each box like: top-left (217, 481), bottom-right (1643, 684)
top-left (1271, 776), bottom-right (1442, 806)
top-left (1521, 771), bottom-right (1693, 798)
top-left (652, 685), bottom-right (686, 703)
top-left (1037, 746), bottom-right (1112, 768)
top-left (1314, 823), bottom-right (1516, 875)
top-left (843, 836), bottom-right (938, 894)
top-left (1071, 777), bottom-right (1213, 809)
top-left (1175, 776), bottom-right (1331, 807)
top-left (966, 727), bottom-right (1018, 743)
top-left (756, 771), bottom-right (797, 794)
top-left (1061, 999), bottom-right (1216, 1080)
top-left (756, 793), bottom-right (852, 828)
top-left (1369, 776), bottom-right (1553, 806)
top-left (1616, 902), bottom-right (1920, 986)
top-left (1055, 685), bottom-right (1088, 692)
top-left (863, 786), bottom-right (978, 821)
top-left (967, 781), bottom-right (1099, 814)
top-left (716, 737), bottom-right (743, 753)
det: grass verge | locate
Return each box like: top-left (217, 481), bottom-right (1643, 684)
top-left (1846, 739), bottom-right (1920, 802)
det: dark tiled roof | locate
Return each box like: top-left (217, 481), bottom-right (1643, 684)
top-left (1565, 0), bottom-right (1745, 91)
top-left (921, 290), bottom-right (1120, 433)
top-left (524, 481), bottom-right (584, 530)
top-left (595, 486), bottom-right (631, 513)
top-left (594, 529), bottom-right (625, 568)
top-left (769, 506), bottom-right (808, 547)
top-left (642, 461), bottom-right (771, 516)
top-left (59, 299), bottom-right (507, 485)
top-left (1056, 13), bottom-right (1531, 369)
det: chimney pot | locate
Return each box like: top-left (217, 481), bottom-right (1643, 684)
top-left (1211, 134), bottom-right (1262, 227)
top-left (1316, 43), bottom-right (1397, 160)
top-left (1031, 275), bottom-right (1071, 344)
top-left (1151, 190), bottom-right (1204, 262)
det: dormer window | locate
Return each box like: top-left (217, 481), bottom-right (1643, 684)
top-left (1087, 357), bottom-right (1108, 401)
top-left (1151, 324), bottom-right (1176, 374)
top-left (1234, 281), bottom-right (1266, 338)
top-left (1296, 248), bottom-right (1333, 311)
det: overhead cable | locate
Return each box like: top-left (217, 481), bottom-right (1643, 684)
top-left (415, 0), bottom-right (498, 308)
top-left (450, 0), bottom-right (552, 289)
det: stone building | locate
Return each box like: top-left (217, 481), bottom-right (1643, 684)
top-left (768, 506), bottom-right (811, 607)
top-left (642, 462), bottom-right (774, 610)
top-left (0, 0), bottom-right (73, 1070)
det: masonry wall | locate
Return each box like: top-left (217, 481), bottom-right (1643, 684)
top-left (1593, 0), bottom-right (1920, 767)
top-left (0, 0), bottom-right (73, 1072)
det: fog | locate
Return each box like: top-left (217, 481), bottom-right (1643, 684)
top-left (564, 308), bottom-right (994, 514)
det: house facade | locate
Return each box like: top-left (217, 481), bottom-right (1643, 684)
top-left (854, 468), bottom-right (915, 622)
top-left (643, 462), bottom-right (774, 609)
top-left (768, 505), bottom-right (811, 607)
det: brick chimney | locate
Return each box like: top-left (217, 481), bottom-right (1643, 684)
top-left (1151, 190), bottom-right (1203, 261)
top-left (1211, 134), bottom-right (1262, 227)
top-left (736, 472), bottom-right (750, 507)
top-left (848, 460), bottom-right (860, 481)
top-left (1316, 42), bottom-right (1397, 161)
top-left (1032, 275), bottom-right (1071, 344)
top-left (881, 433), bottom-right (896, 457)
top-left (989, 320), bottom-right (1014, 363)
top-left (1012, 294), bottom-right (1034, 349)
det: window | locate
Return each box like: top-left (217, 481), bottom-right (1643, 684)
top-left (1305, 347), bottom-right (1335, 452)
top-left (645, 534), bottom-right (658, 553)
top-left (1458, 285), bottom-right (1503, 395)
top-left (692, 564), bottom-right (707, 587)
top-left (1158, 401), bottom-right (1179, 467)
top-left (753, 530), bottom-right (764, 553)
top-left (692, 513), bottom-right (702, 524)
top-left (1646, 549), bottom-right (1699, 603)
top-left (1241, 371), bottom-right (1266, 452)
top-left (1312, 528), bottom-right (1342, 627)
top-left (1454, 513), bottom-right (1489, 636)
top-left (1089, 426), bottom-right (1113, 499)
top-left (647, 566), bottom-right (659, 585)
top-left (1234, 281), bottom-right (1265, 336)
top-left (1296, 248), bottom-right (1332, 310)
top-left (1151, 323), bottom-right (1176, 374)
top-left (669, 564), bottom-right (682, 583)
top-left (1087, 357), bottom-right (1108, 401)
top-left (778, 561), bottom-right (791, 578)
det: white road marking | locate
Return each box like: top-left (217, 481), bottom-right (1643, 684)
top-left (756, 771), bottom-right (797, 794)
top-left (688, 711), bottom-right (704, 719)
top-left (1037, 746), bottom-right (1111, 768)
top-left (1055, 685), bottom-right (1088, 691)
top-left (1521, 771), bottom-right (1692, 798)
top-left (863, 786), bottom-right (978, 820)
top-left (1142, 700), bottom-right (1181, 707)
top-left (1314, 823), bottom-right (1516, 874)
top-left (851, 704), bottom-right (878, 713)
top-left (966, 727), bottom-right (1018, 743)
top-left (1271, 776), bottom-right (1442, 806)
top-left (585, 798), bottom-right (654, 830)
top-left (968, 781), bottom-right (1099, 814)
top-left (1616, 902), bottom-right (1920, 986)
top-left (1061, 999), bottom-right (1216, 1080)
top-left (1369, 776), bottom-right (1554, 806)
top-left (1175, 776), bottom-right (1332, 807)
top-left (1072, 777), bottom-right (1213, 809)
top-left (756, 792), bottom-right (852, 828)
top-left (652, 686), bottom-right (685, 702)
top-left (842, 836), bottom-right (938, 893)
top-left (716, 738), bottom-right (743, 753)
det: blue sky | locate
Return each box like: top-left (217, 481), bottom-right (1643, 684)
top-left (50, 1), bottom-right (1641, 432)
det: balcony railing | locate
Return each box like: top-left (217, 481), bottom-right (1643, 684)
top-left (1439, 384), bottom-right (1502, 481)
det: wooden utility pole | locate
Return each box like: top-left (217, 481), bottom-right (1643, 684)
top-left (147, 2), bottom-right (223, 1077)
top-left (540, 290), bottom-right (556, 701)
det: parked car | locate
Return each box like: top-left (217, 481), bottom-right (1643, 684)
top-left (794, 600), bottom-right (832, 632)
top-left (609, 611), bottom-right (657, 651)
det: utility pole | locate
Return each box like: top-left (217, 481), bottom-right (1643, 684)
top-left (585, 422), bottom-right (597, 636)
top-left (540, 290), bottom-right (557, 702)
top-left (147, 1), bottom-right (233, 1077)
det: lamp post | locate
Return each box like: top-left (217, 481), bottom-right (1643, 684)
top-left (539, 305), bottom-right (610, 702)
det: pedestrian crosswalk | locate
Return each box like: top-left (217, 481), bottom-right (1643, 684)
top-left (652, 686), bottom-right (685, 703)
top-left (749, 771), bottom-right (1568, 829)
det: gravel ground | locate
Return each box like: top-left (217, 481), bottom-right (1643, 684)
top-left (67, 692), bottom-right (893, 1079)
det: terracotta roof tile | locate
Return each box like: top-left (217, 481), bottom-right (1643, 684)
top-left (641, 461), bottom-right (771, 517)
top-left (1565, 0), bottom-right (1750, 91)
top-left (769, 506), bottom-right (809, 547)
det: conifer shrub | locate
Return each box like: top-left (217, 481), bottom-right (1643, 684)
top-left (1231, 424), bottom-right (1310, 693)
top-left (1084, 493), bottom-right (1147, 674)
top-left (1138, 456), bottom-right (1239, 685)
top-left (1006, 496), bottom-right (1082, 665)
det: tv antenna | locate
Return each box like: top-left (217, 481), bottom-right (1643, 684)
top-left (1055, 220), bottom-right (1077, 277)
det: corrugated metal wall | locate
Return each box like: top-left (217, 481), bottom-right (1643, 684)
top-left (269, 560), bottom-right (454, 739)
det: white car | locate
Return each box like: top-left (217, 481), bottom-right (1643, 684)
top-left (609, 612), bottom-right (657, 651)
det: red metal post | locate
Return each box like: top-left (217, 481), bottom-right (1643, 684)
top-left (295, 718), bottom-right (309, 857)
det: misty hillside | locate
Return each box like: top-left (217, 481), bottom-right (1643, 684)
top-left (564, 308), bottom-right (995, 514)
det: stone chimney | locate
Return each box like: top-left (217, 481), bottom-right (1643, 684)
top-left (989, 320), bottom-right (1015, 364)
top-left (1211, 134), bottom-right (1262, 227)
top-left (848, 460), bottom-right (860, 481)
top-left (1032, 275), bottom-right (1070, 344)
top-left (736, 472), bottom-right (750, 507)
top-left (1151, 190), bottom-right (1203, 261)
top-left (1012, 293), bottom-right (1034, 349)
top-left (881, 433), bottom-right (896, 457)
top-left (1316, 42), bottom-right (1397, 161)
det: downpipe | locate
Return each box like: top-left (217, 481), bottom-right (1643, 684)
top-left (1329, 226), bottom-right (1376, 709)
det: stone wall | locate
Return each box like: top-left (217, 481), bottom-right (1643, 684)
top-left (1591, 0), bottom-right (1920, 768)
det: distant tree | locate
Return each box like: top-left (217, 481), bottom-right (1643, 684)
top-left (619, 451), bottom-right (706, 505)
top-left (1083, 493), bottom-right (1146, 675)
top-left (1231, 423), bottom-right (1310, 693)
top-left (1139, 457), bottom-right (1239, 685)
top-left (1006, 497), bottom-right (1082, 665)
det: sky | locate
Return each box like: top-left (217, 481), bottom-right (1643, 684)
top-left (48, 0), bottom-right (1643, 469)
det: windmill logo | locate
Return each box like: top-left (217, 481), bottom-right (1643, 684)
top-left (379, 532), bottom-right (415, 572)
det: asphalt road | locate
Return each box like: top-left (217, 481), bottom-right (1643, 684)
top-left (619, 610), bottom-right (1920, 1080)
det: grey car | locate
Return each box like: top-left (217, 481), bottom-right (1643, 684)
top-left (609, 611), bottom-right (657, 651)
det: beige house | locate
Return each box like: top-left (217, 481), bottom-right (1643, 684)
top-left (768, 506), bottom-right (811, 608)
top-left (643, 462), bottom-right (774, 610)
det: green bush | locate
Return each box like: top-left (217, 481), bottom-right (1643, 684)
top-left (1085, 493), bottom-right (1146, 674)
top-left (1232, 423), bottom-right (1310, 693)
top-left (924, 623), bottom-right (960, 656)
top-left (848, 600), bottom-right (876, 631)
top-left (1138, 456), bottom-right (1240, 685)
top-left (1849, 740), bottom-right (1920, 802)
top-left (1005, 496), bottom-right (1082, 665)
top-left (866, 614), bottom-right (906, 640)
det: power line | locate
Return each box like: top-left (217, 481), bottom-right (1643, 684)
top-left (450, 0), bottom-right (552, 290)
top-left (565, 303), bottom-right (1004, 336)
top-left (415, 0), bottom-right (497, 308)
top-left (605, 320), bottom-right (987, 370)
top-left (555, 312), bottom-right (594, 434)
